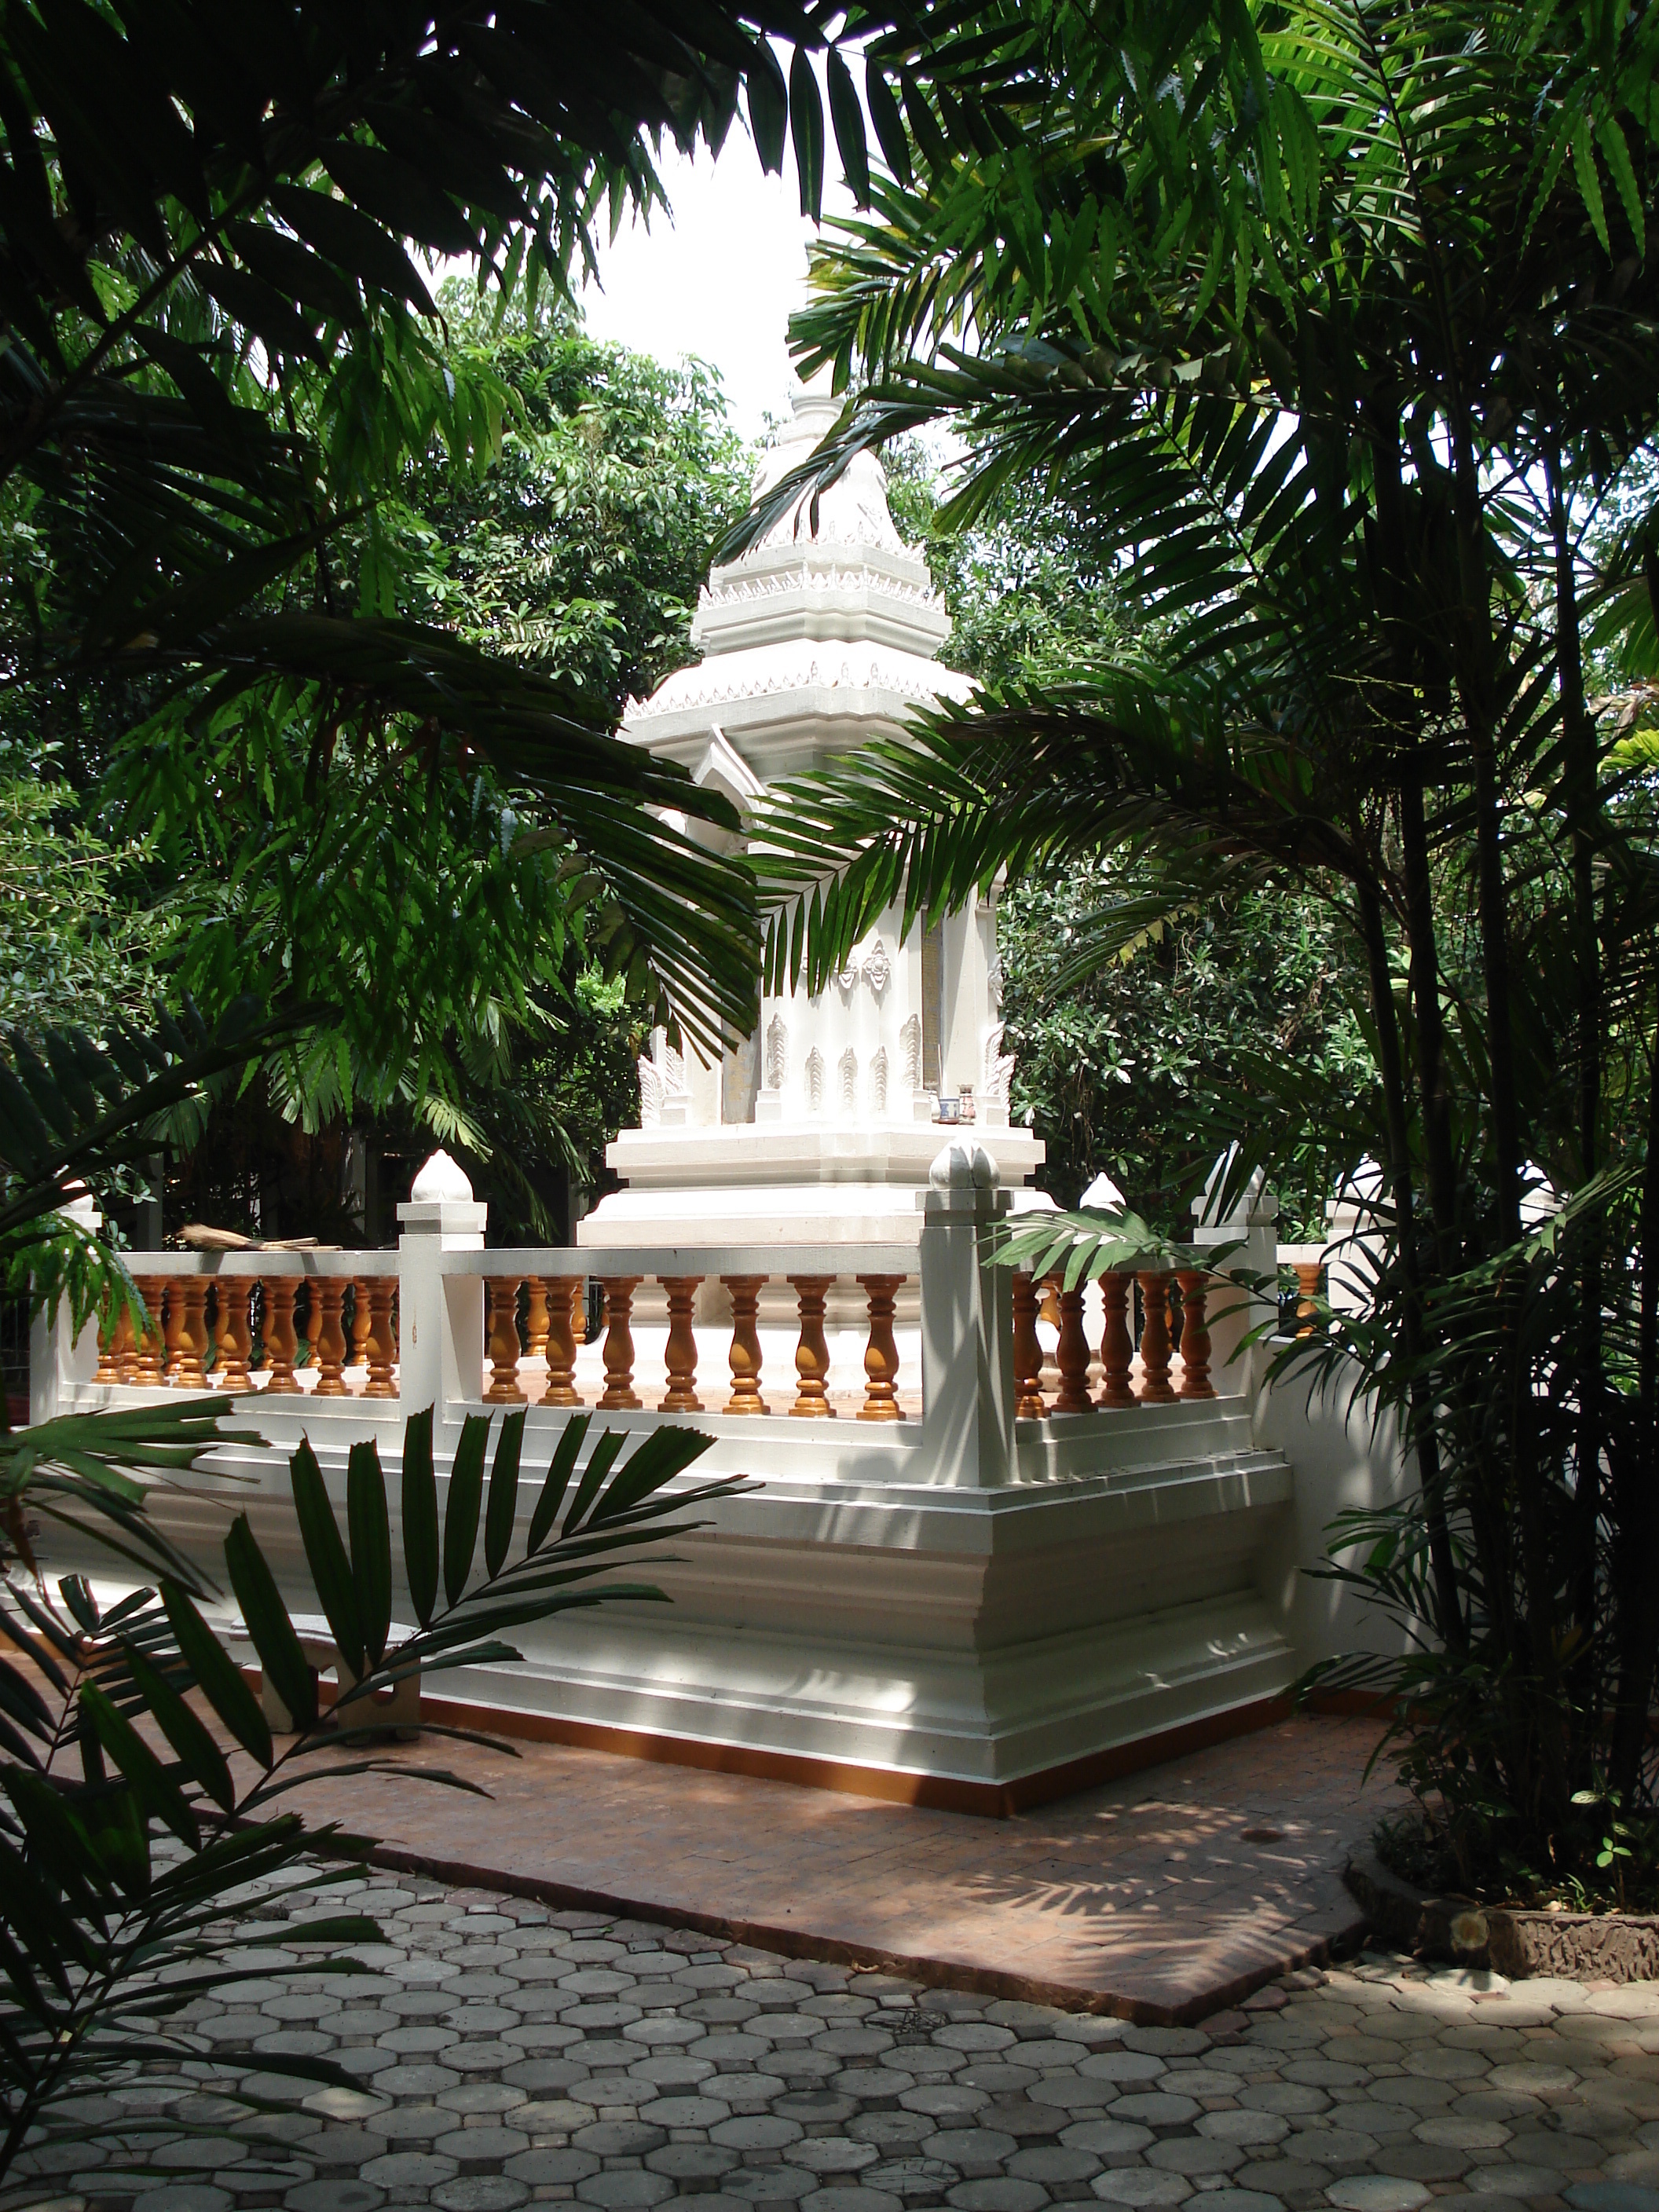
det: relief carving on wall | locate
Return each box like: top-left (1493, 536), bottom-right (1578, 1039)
top-left (638, 1057), bottom-right (664, 1129)
top-left (764, 1015), bottom-right (788, 1091)
top-left (806, 1046), bottom-right (826, 1112)
top-left (839, 1046), bottom-right (858, 1111)
top-left (870, 1046), bottom-right (889, 1115)
top-left (899, 1014), bottom-right (922, 1092)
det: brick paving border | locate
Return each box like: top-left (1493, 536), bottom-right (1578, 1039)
top-left (290, 1714), bottom-right (1408, 2026)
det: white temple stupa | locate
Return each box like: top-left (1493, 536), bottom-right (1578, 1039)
top-left (579, 383), bottom-right (1045, 1252)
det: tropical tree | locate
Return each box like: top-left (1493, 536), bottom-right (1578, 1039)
top-left (0, 0), bottom-right (937, 1064)
top-left (0, 1004), bottom-right (737, 2183)
top-left (727, 0), bottom-right (1659, 1891)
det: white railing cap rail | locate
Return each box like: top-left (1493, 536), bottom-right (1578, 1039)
top-left (452, 1243), bottom-right (922, 1280)
top-left (124, 1249), bottom-right (397, 1278)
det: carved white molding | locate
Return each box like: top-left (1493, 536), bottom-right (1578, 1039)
top-left (663, 1042), bottom-right (687, 1097)
top-left (806, 1046), bottom-right (826, 1113)
top-left (837, 957), bottom-right (861, 994)
top-left (838, 1046), bottom-right (858, 1112)
top-left (983, 1023), bottom-right (1018, 1108)
top-left (900, 1015), bottom-right (922, 1093)
top-left (638, 1058), bottom-right (664, 1130)
top-left (870, 1046), bottom-right (889, 1115)
top-left (987, 955), bottom-right (1005, 1010)
top-left (862, 936), bottom-right (892, 998)
top-left (764, 1015), bottom-right (788, 1090)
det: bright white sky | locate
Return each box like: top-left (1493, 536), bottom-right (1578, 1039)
top-left (575, 122), bottom-right (859, 438)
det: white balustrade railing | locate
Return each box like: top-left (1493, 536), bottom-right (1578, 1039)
top-left (36, 1157), bottom-right (1277, 1466)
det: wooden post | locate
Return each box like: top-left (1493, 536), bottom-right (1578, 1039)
top-left (659, 1276), bottom-right (705, 1412)
top-left (1176, 1270), bottom-right (1215, 1398)
top-left (348, 1280), bottom-right (373, 1378)
top-left (161, 1279), bottom-right (188, 1385)
top-left (112, 1296), bottom-right (138, 1383)
top-left (217, 1278), bottom-right (255, 1394)
top-left (1097, 1272), bottom-right (1137, 1407)
top-left (543, 1278), bottom-right (580, 1408)
top-left (1137, 1271), bottom-right (1176, 1401)
top-left (262, 1278), bottom-right (301, 1393)
top-left (721, 1275), bottom-right (767, 1415)
top-left (1294, 1260), bottom-right (1323, 1336)
top-left (485, 1276), bottom-right (525, 1404)
top-left (855, 1273), bottom-right (903, 1422)
top-left (312, 1279), bottom-right (348, 1397)
top-left (364, 1278), bottom-right (398, 1400)
top-left (1011, 1270), bottom-right (1046, 1419)
top-left (788, 1275), bottom-right (835, 1416)
top-left (598, 1276), bottom-right (643, 1410)
top-left (1038, 1276), bottom-right (1062, 1396)
top-left (93, 1303), bottom-right (121, 1383)
top-left (525, 1276), bottom-right (551, 1364)
top-left (1054, 1284), bottom-right (1093, 1413)
top-left (571, 1276), bottom-right (588, 1346)
top-left (171, 1277), bottom-right (209, 1389)
top-left (133, 1278), bottom-right (165, 1385)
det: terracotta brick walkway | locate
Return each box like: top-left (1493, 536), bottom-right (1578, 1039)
top-left (298, 1715), bottom-right (1406, 2026)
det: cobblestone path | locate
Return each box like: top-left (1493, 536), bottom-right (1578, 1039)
top-left (13, 1868), bottom-right (1659, 2212)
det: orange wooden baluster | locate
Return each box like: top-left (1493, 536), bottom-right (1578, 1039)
top-left (171, 1278), bottom-right (209, 1388)
top-left (598, 1276), bottom-right (642, 1410)
top-left (1011, 1270), bottom-right (1046, 1419)
top-left (133, 1278), bottom-right (165, 1384)
top-left (216, 1278), bottom-right (255, 1394)
top-left (111, 1297), bottom-right (138, 1382)
top-left (1137, 1271), bottom-right (1176, 1401)
top-left (571, 1277), bottom-right (588, 1346)
top-left (1295, 1261), bottom-right (1323, 1336)
top-left (93, 1299), bottom-right (121, 1383)
top-left (789, 1275), bottom-right (835, 1416)
top-left (1038, 1275), bottom-right (1063, 1394)
top-left (856, 1273), bottom-right (903, 1422)
top-left (1097, 1272), bottom-right (1137, 1407)
top-left (524, 1276), bottom-right (551, 1365)
top-left (348, 1278), bottom-right (373, 1378)
top-left (659, 1276), bottom-right (705, 1412)
top-left (543, 1278), bottom-right (580, 1408)
top-left (93, 1302), bottom-right (121, 1382)
top-left (160, 1280), bottom-right (188, 1385)
top-left (312, 1279), bottom-right (348, 1397)
top-left (485, 1276), bottom-right (525, 1403)
top-left (364, 1277), bottom-right (398, 1399)
top-left (721, 1275), bottom-right (767, 1415)
top-left (1054, 1285), bottom-right (1093, 1413)
top-left (262, 1277), bottom-right (301, 1393)
top-left (1176, 1270), bottom-right (1215, 1398)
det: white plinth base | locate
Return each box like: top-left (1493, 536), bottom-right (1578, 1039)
top-left (582, 1120), bottom-right (1046, 1249)
top-left (156, 1401), bottom-right (1299, 1816)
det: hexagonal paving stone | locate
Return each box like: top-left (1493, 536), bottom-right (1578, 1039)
top-left (1090, 2170), bottom-right (1192, 2205)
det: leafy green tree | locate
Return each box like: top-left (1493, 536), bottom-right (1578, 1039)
top-left (1000, 863), bottom-right (1373, 1236)
top-left (406, 295), bottom-right (753, 718)
top-left (734, 0), bottom-right (1659, 1886)
top-left (0, 2), bottom-right (918, 1068)
top-left (887, 448), bottom-right (1372, 1226)
top-left (0, 759), bottom-right (159, 1040)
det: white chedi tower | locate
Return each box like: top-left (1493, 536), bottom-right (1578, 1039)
top-left (578, 383), bottom-right (1043, 1249)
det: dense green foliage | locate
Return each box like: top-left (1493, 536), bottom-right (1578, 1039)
top-left (736, 0), bottom-right (1659, 1893)
top-left (405, 295), bottom-right (752, 718)
top-left (999, 865), bottom-right (1372, 1236)
top-left (886, 449), bottom-right (1374, 1228)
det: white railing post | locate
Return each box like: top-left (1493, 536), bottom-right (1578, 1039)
top-left (396, 1152), bottom-right (487, 1419)
top-left (1190, 1149), bottom-right (1278, 1401)
top-left (918, 1141), bottom-right (1014, 1485)
top-left (30, 1193), bottom-right (102, 1424)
